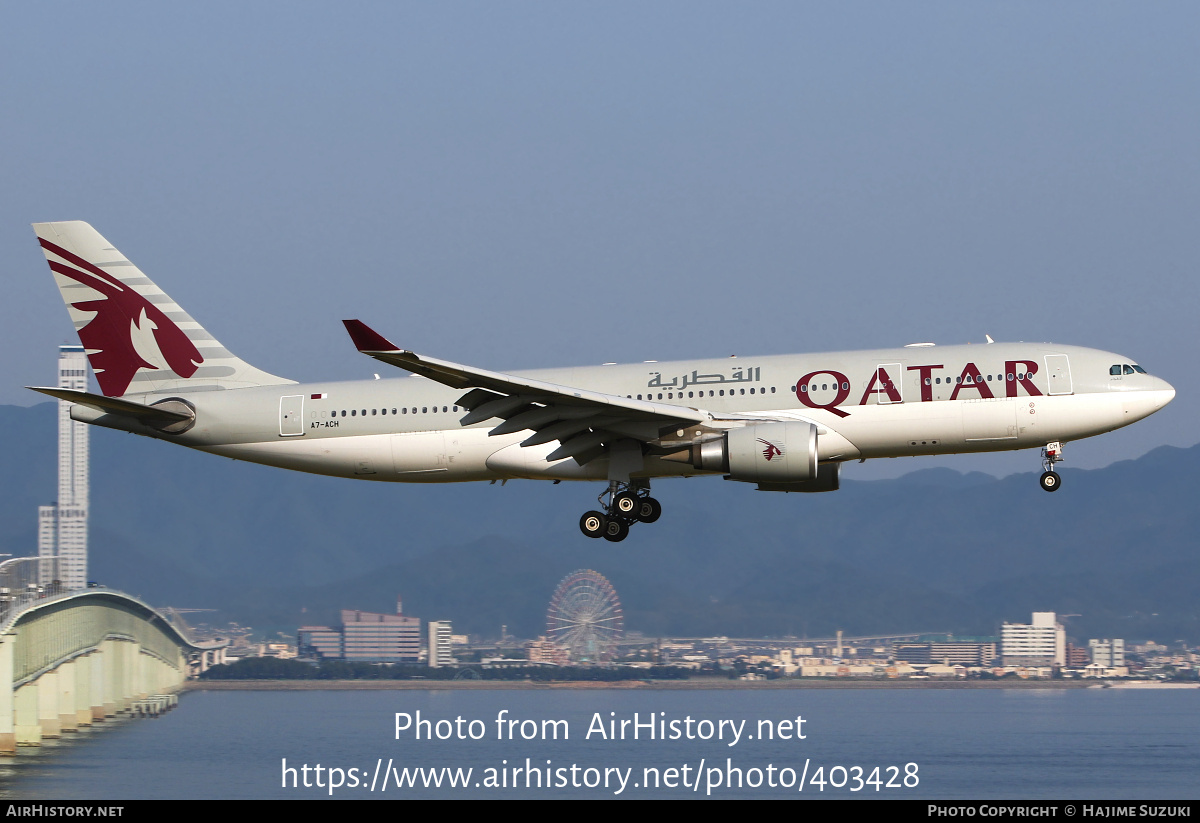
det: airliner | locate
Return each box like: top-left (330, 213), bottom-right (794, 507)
top-left (29, 221), bottom-right (1175, 541)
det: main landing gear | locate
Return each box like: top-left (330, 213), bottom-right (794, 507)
top-left (579, 480), bottom-right (661, 542)
top-left (1039, 441), bottom-right (1064, 492)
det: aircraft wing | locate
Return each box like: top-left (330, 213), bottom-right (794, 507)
top-left (343, 320), bottom-right (707, 464)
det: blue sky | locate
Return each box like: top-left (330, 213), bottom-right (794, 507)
top-left (2, 2), bottom-right (1196, 478)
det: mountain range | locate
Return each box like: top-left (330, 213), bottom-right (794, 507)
top-left (2, 403), bottom-right (1196, 644)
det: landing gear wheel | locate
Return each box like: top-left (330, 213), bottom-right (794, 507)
top-left (613, 492), bottom-right (638, 517)
top-left (1039, 471), bottom-right (1061, 492)
top-left (602, 518), bottom-right (629, 542)
top-left (635, 497), bottom-right (662, 523)
top-left (580, 511), bottom-right (607, 538)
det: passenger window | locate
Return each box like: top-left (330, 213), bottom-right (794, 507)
top-left (351, 409), bottom-right (356, 416)
top-left (372, 409), bottom-right (377, 415)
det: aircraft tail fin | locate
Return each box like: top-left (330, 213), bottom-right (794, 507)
top-left (32, 221), bottom-right (294, 397)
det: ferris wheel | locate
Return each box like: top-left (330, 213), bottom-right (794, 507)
top-left (546, 570), bottom-right (623, 661)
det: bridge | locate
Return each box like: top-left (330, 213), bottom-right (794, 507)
top-left (0, 558), bottom-right (224, 752)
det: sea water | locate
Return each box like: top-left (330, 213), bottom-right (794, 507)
top-left (1, 687), bottom-right (1197, 800)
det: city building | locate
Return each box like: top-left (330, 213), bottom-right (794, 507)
top-left (893, 641), bottom-right (997, 667)
top-left (1089, 638), bottom-right (1126, 668)
top-left (1001, 612), bottom-right (1065, 667)
top-left (298, 597), bottom-right (421, 662)
top-left (37, 345), bottom-right (90, 590)
top-left (297, 626), bottom-right (343, 659)
top-left (428, 620), bottom-right (453, 668)
top-left (1066, 643), bottom-right (1091, 667)
top-left (526, 636), bottom-right (570, 666)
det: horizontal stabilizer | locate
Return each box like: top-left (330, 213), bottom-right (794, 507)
top-left (27, 386), bottom-right (193, 430)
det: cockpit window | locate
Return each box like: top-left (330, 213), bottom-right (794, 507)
top-left (1123, 365), bottom-right (1136, 375)
top-left (1133, 365), bottom-right (1147, 374)
top-left (1110, 365), bottom-right (1122, 376)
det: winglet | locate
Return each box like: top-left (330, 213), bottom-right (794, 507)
top-left (342, 319), bottom-right (401, 353)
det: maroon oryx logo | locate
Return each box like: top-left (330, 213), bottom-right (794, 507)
top-left (40, 238), bottom-right (204, 397)
top-left (757, 438), bottom-right (783, 461)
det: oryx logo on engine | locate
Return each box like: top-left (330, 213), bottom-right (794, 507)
top-left (757, 438), bottom-right (783, 461)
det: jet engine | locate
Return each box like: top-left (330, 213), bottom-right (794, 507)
top-left (671, 421), bottom-right (832, 488)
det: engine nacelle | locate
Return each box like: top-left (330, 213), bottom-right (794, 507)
top-left (688, 421), bottom-right (819, 484)
top-left (755, 462), bottom-right (840, 493)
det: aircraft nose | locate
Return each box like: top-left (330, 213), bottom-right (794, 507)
top-left (1150, 376), bottom-right (1175, 409)
top-left (1161, 378), bottom-right (1175, 404)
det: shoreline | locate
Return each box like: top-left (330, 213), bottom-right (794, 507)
top-left (183, 677), bottom-right (1123, 691)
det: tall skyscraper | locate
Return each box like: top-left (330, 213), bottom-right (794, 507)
top-left (427, 620), bottom-right (454, 668)
top-left (37, 345), bottom-right (89, 590)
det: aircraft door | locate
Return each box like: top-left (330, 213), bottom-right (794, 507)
top-left (872, 363), bottom-right (903, 404)
top-left (279, 395), bottom-right (305, 436)
top-left (1045, 355), bottom-right (1073, 395)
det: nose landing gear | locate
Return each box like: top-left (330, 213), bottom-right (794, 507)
top-left (1039, 441), bottom-right (1064, 492)
top-left (579, 481), bottom-right (661, 541)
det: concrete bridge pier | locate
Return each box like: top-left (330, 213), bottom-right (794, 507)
top-left (0, 639), bottom-right (13, 754)
top-left (57, 659), bottom-right (76, 733)
top-left (38, 669), bottom-right (60, 738)
top-left (14, 683), bottom-right (40, 747)
top-left (74, 653), bottom-right (92, 728)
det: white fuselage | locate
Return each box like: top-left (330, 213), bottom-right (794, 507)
top-left (84, 341), bottom-right (1174, 484)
